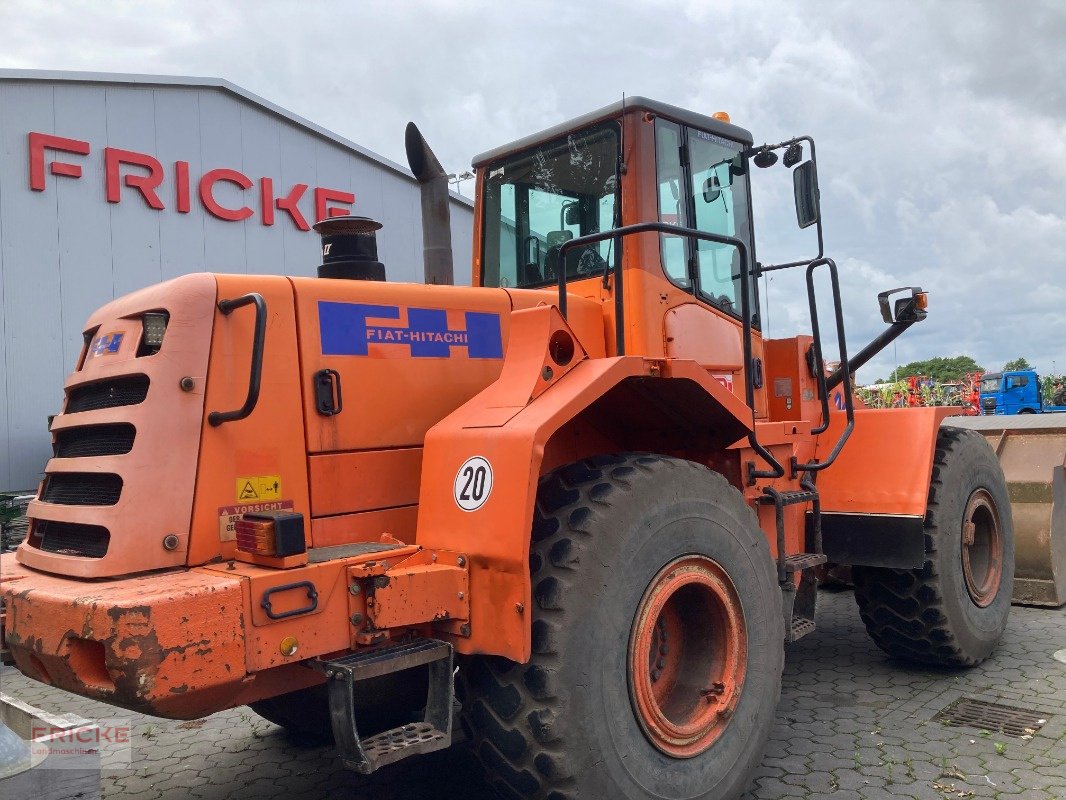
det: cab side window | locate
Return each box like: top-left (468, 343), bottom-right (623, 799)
top-left (655, 120), bottom-right (690, 287)
top-left (689, 133), bottom-right (751, 316)
top-left (654, 119), bottom-right (757, 325)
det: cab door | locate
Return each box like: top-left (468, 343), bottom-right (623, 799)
top-left (655, 118), bottom-right (766, 415)
top-left (1005, 373), bottom-right (1030, 412)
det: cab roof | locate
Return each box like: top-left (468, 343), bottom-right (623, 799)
top-left (471, 96), bottom-right (754, 168)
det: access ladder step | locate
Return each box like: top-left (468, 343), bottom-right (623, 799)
top-left (314, 638), bottom-right (454, 774)
top-left (315, 638), bottom-right (451, 681)
top-left (360, 722), bottom-right (450, 772)
top-left (784, 553), bottom-right (828, 573)
top-left (789, 616), bottom-right (817, 642)
top-left (761, 489), bottom-right (819, 507)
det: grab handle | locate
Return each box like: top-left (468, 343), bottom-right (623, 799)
top-left (208, 293), bottom-right (266, 427)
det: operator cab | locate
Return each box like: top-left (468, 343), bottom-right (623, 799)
top-left (472, 97), bottom-right (762, 386)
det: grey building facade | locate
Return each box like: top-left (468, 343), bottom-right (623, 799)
top-left (0, 70), bottom-right (475, 490)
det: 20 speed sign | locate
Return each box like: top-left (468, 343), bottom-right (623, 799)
top-left (454, 456), bottom-right (493, 511)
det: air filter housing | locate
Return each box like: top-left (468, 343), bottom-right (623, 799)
top-left (313, 215), bottom-right (386, 281)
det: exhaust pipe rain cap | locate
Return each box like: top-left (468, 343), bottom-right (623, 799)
top-left (313, 215), bottom-right (386, 281)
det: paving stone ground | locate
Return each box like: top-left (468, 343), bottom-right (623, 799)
top-left (2, 589), bottom-right (1063, 800)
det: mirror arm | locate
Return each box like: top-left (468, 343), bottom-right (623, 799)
top-left (752, 135), bottom-right (824, 274)
top-left (825, 318), bottom-right (920, 393)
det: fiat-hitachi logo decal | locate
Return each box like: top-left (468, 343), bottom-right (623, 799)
top-left (318, 301), bottom-right (504, 359)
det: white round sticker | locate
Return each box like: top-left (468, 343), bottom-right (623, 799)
top-left (454, 456), bottom-right (493, 511)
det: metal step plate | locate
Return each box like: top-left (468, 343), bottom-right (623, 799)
top-left (316, 638), bottom-right (452, 682)
top-left (784, 553), bottom-right (829, 573)
top-left (789, 617), bottom-right (817, 641)
top-left (319, 638), bottom-right (455, 774)
top-left (360, 722), bottom-right (450, 771)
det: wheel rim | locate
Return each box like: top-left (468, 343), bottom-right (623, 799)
top-left (628, 555), bottom-right (747, 758)
top-left (961, 488), bottom-right (1003, 607)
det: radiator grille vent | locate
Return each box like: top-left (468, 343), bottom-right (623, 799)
top-left (53, 424), bottom-right (136, 458)
top-left (41, 473), bottom-right (122, 506)
top-left (33, 520), bottom-right (110, 558)
top-left (66, 376), bottom-right (149, 413)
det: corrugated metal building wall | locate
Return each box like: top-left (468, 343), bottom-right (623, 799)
top-left (0, 70), bottom-right (474, 490)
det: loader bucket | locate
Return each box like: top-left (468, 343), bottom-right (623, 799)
top-left (947, 416), bottom-right (1066, 607)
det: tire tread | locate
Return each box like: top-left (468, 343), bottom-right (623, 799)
top-left (853, 427), bottom-right (1009, 667)
top-left (460, 453), bottom-right (773, 799)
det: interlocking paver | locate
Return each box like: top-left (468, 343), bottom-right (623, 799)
top-left (2, 589), bottom-right (1063, 799)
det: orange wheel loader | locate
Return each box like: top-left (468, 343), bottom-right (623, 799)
top-left (0, 98), bottom-right (1014, 799)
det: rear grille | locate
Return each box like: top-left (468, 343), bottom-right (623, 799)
top-left (53, 424), bottom-right (136, 458)
top-left (32, 519), bottom-right (110, 558)
top-left (41, 473), bottom-right (122, 506)
top-left (66, 375), bottom-right (149, 413)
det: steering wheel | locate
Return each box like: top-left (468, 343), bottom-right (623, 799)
top-left (574, 247), bottom-right (608, 276)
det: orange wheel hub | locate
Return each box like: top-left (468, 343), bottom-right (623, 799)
top-left (628, 555), bottom-right (747, 758)
top-left (961, 488), bottom-right (1003, 607)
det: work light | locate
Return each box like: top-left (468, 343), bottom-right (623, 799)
top-left (140, 312), bottom-right (169, 352)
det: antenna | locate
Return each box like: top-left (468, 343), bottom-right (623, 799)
top-left (604, 93), bottom-right (627, 291)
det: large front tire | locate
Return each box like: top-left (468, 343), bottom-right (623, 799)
top-left (460, 454), bottom-right (783, 800)
top-left (853, 426), bottom-right (1014, 667)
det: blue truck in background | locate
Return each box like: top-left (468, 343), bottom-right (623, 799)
top-left (980, 370), bottom-right (1066, 415)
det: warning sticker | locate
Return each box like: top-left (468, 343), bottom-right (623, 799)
top-left (218, 500), bottom-right (294, 542)
top-left (711, 373), bottom-right (735, 392)
top-left (236, 475), bottom-right (281, 502)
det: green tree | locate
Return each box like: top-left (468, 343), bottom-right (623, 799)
top-left (1042, 373), bottom-right (1066, 405)
top-left (891, 355), bottom-right (983, 383)
top-left (1003, 357), bottom-right (1032, 371)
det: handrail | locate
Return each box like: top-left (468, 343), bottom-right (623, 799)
top-left (556, 221), bottom-right (784, 480)
top-left (795, 258), bottom-right (854, 472)
top-left (208, 293), bottom-right (267, 427)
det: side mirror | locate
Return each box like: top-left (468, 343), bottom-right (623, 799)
top-left (793, 161), bottom-right (820, 229)
top-left (702, 175), bottom-right (722, 203)
top-left (877, 286), bottom-right (929, 324)
top-left (563, 203), bottom-right (580, 226)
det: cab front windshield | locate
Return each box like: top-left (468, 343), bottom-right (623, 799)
top-left (481, 123), bottom-right (620, 289)
top-left (980, 377), bottom-right (1001, 393)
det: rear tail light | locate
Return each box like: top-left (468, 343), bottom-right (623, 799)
top-left (235, 511), bottom-right (306, 558)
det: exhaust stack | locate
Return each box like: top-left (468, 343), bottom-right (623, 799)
top-left (405, 122), bottom-right (454, 286)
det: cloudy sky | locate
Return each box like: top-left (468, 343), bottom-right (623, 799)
top-left (1, 0), bottom-right (1063, 382)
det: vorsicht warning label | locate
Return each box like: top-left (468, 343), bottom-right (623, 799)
top-left (218, 500), bottom-right (294, 541)
top-left (236, 475), bottom-right (281, 502)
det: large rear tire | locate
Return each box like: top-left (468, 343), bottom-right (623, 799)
top-left (459, 454), bottom-right (783, 800)
top-left (853, 426), bottom-right (1014, 667)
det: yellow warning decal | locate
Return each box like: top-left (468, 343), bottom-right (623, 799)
top-left (236, 475), bottom-right (281, 502)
